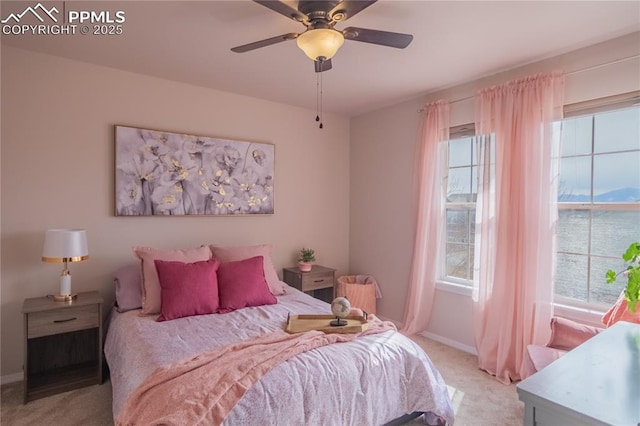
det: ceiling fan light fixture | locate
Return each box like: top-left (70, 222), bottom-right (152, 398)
top-left (296, 28), bottom-right (345, 61)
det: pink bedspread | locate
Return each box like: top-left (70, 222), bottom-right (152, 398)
top-left (117, 319), bottom-right (395, 425)
top-left (105, 284), bottom-right (454, 425)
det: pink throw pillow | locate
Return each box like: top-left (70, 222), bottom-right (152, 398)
top-left (211, 244), bottom-right (284, 295)
top-left (134, 245), bottom-right (212, 315)
top-left (217, 256), bottom-right (277, 313)
top-left (547, 317), bottom-right (601, 351)
top-left (154, 259), bottom-right (220, 322)
top-left (602, 290), bottom-right (640, 327)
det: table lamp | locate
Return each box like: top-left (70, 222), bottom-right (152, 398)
top-left (42, 229), bottom-right (89, 302)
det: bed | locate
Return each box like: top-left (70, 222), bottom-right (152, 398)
top-left (104, 246), bottom-right (454, 425)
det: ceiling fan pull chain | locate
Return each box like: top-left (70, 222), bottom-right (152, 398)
top-left (319, 69), bottom-right (324, 129)
top-left (316, 71), bottom-right (320, 123)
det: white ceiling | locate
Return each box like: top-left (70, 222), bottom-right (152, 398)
top-left (2, 1), bottom-right (639, 116)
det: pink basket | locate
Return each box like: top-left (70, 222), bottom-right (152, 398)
top-left (336, 276), bottom-right (377, 314)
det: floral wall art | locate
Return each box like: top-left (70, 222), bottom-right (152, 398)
top-left (115, 126), bottom-right (274, 216)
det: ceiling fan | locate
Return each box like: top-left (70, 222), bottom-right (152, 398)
top-left (231, 0), bottom-right (414, 72)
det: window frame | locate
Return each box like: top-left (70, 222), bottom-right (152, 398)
top-left (555, 98), bottom-right (640, 311)
top-left (435, 91), bottom-right (640, 308)
top-left (440, 125), bottom-right (477, 291)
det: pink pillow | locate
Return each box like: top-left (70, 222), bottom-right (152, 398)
top-left (217, 256), bottom-right (277, 313)
top-left (547, 317), bottom-right (601, 351)
top-left (134, 245), bottom-right (212, 315)
top-left (154, 259), bottom-right (220, 322)
top-left (113, 264), bottom-right (143, 312)
top-left (211, 244), bottom-right (284, 295)
top-left (602, 290), bottom-right (640, 327)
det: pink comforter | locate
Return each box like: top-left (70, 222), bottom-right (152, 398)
top-left (117, 319), bottom-right (395, 425)
top-left (105, 284), bottom-right (454, 425)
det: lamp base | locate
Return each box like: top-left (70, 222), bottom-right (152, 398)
top-left (52, 293), bottom-right (77, 302)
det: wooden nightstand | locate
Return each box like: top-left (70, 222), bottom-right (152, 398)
top-left (283, 265), bottom-right (336, 303)
top-left (22, 291), bottom-right (103, 403)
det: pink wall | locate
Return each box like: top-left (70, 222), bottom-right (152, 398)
top-left (0, 46), bottom-right (351, 380)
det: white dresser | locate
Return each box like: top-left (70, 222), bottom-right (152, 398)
top-left (517, 320), bottom-right (640, 425)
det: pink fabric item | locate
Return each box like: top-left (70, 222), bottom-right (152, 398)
top-left (525, 345), bottom-right (566, 373)
top-left (116, 316), bottom-right (396, 426)
top-left (349, 307), bottom-right (364, 317)
top-left (473, 73), bottom-right (564, 383)
top-left (113, 264), bottom-right (143, 312)
top-left (154, 259), bottom-right (220, 322)
top-left (134, 245), bottom-right (212, 315)
top-left (217, 256), bottom-right (277, 313)
top-left (211, 244), bottom-right (284, 295)
top-left (401, 100), bottom-right (449, 336)
top-left (547, 317), bottom-right (601, 351)
top-left (602, 290), bottom-right (640, 327)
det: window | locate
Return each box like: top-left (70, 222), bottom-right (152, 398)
top-left (555, 104), bottom-right (640, 309)
top-left (439, 93), bottom-right (639, 308)
top-left (442, 126), bottom-right (484, 286)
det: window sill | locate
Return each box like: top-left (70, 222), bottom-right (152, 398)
top-left (435, 280), bottom-right (473, 297)
top-left (434, 282), bottom-right (607, 327)
top-left (553, 302), bottom-right (607, 328)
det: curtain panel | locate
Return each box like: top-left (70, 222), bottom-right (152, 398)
top-left (401, 100), bottom-right (450, 336)
top-left (473, 73), bottom-right (564, 383)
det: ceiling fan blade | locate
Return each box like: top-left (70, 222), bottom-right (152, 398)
top-left (314, 58), bottom-right (332, 73)
top-left (329, 1), bottom-right (377, 21)
top-left (231, 33), bottom-right (299, 53)
top-left (253, 0), bottom-right (309, 24)
top-left (342, 27), bottom-right (413, 49)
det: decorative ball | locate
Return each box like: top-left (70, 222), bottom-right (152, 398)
top-left (331, 297), bottom-right (351, 318)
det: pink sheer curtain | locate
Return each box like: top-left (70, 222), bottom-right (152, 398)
top-left (401, 100), bottom-right (449, 335)
top-left (473, 73), bottom-right (564, 383)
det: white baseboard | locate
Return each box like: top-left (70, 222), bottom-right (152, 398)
top-left (420, 331), bottom-right (478, 356)
top-left (1, 372), bottom-right (23, 385)
top-left (366, 315), bottom-right (477, 355)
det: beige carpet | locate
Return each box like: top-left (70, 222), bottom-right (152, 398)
top-left (410, 335), bottom-right (524, 426)
top-left (1, 336), bottom-right (522, 425)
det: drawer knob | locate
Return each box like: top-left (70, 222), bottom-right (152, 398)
top-left (314, 279), bottom-right (325, 283)
top-left (53, 317), bottom-right (77, 323)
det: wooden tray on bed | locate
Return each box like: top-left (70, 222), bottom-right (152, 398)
top-left (285, 313), bottom-right (369, 334)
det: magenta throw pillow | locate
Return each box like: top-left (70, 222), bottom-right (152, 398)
top-left (217, 256), bottom-right (277, 313)
top-left (210, 245), bottom-right (285, 295)
top-left (154, 259), bottom-right (220, 322)
top-left (134, 245), bottom-right (212, 315)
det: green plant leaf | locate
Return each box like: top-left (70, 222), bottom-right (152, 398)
top-left (607, 242), bottom-right (640, 314)
top-left (622, 242), bottom-right (640, 263)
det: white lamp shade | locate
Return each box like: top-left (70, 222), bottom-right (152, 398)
top-left (42, 229), bottom-right (89, 263)
top-left (296, 28), bottom-right (345, 60)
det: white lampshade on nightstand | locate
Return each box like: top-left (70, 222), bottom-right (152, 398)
top-left (42, 229), bottom-right (89, 302)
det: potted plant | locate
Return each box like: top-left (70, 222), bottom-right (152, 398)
top-left (298, 248), bottom-right (316, 272)
top-left (606, 242), bottom-right (640, 312)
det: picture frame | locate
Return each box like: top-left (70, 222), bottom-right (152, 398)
top-left (114, 125), bottom-right (274, 216)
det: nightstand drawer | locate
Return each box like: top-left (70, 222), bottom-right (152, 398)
top-left (27, 305), bottom-right (99, 338)
top-left (283, 265), bottom-right (336, 303)
top-left (302, 273), bottom-right (334, 291)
